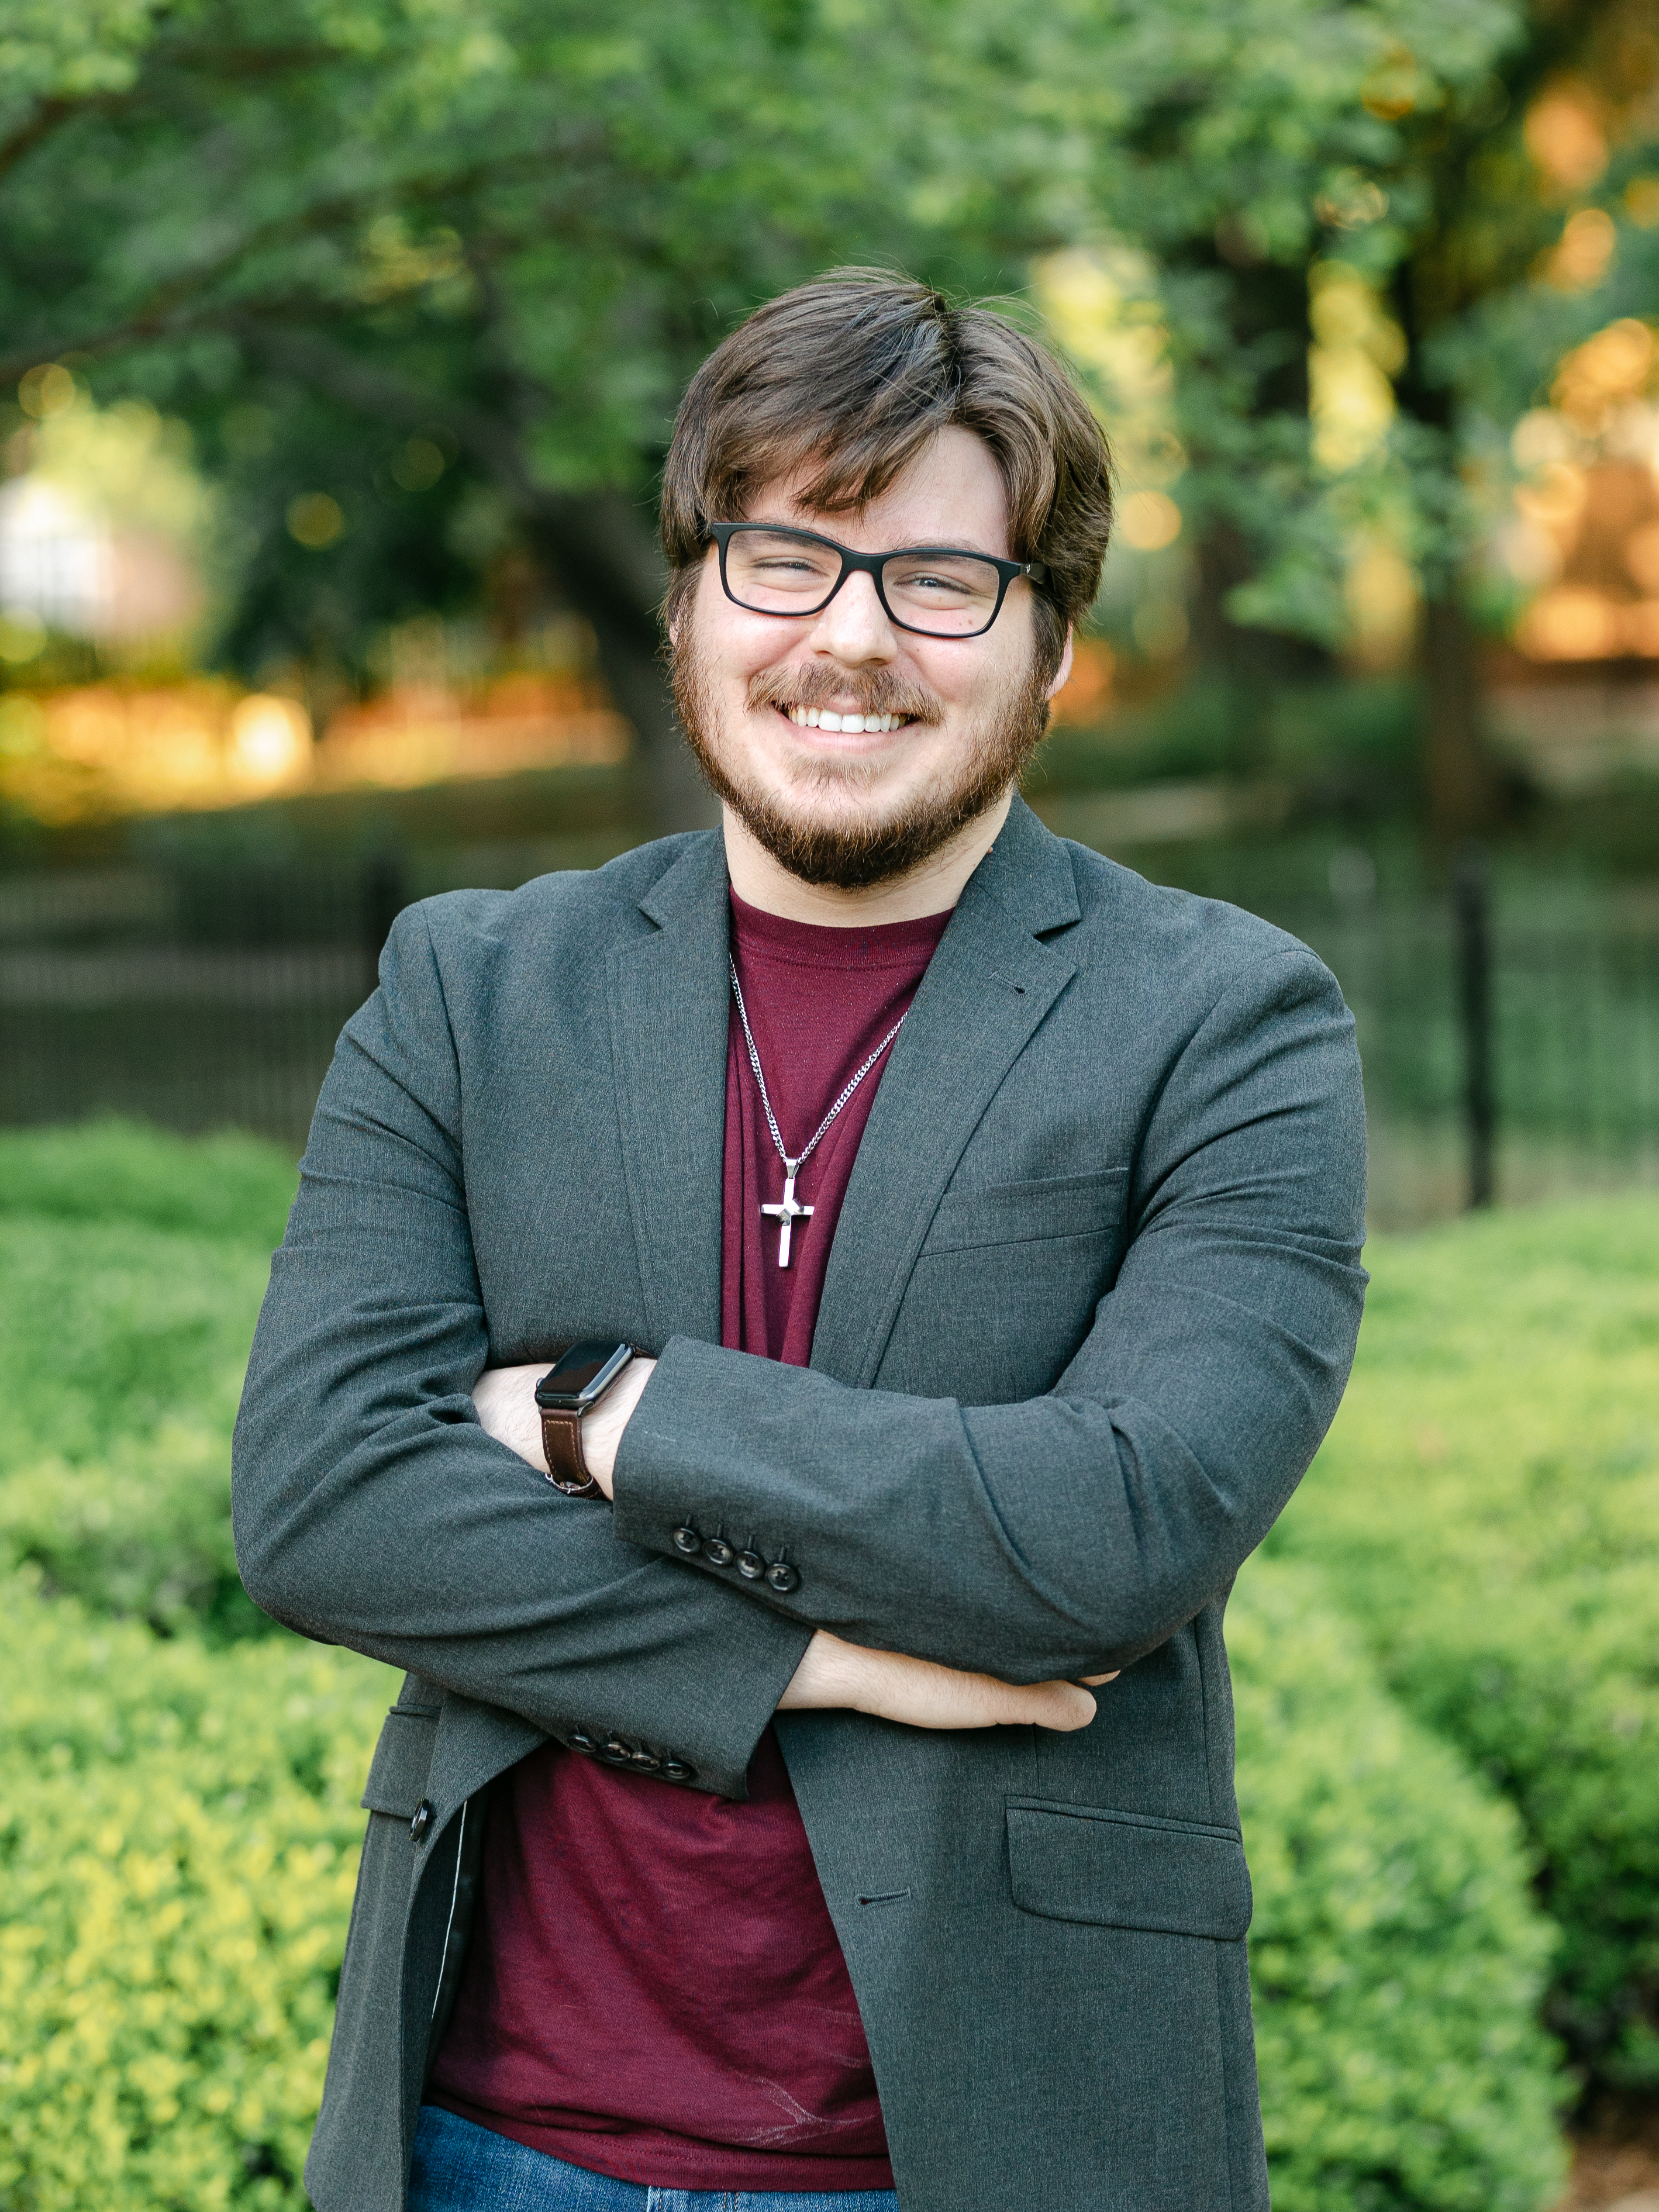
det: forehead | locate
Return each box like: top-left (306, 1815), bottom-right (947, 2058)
top-left (753, 425), bottom-right (1010, 555)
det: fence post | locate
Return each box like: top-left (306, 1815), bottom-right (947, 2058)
top-left (362, 852), bottom-right (406, 995)
top-left (1453, 844), bottom-right (1495, 1209)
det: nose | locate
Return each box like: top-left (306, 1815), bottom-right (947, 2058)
top-left (805, 567), bottom-right (897, 666)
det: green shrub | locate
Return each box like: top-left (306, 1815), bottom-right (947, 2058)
top-left (1265, 1195), bottom-right (1659, 2090)
top-left (0, 1124), bottom-right (293, 1636)
top-left (0, 1119), bottom-right (298, 1247)
top-left (1232, 1559), bottom-right (1566, 2212)
top-left (0, 1558), bottom-right (1565, 2212)
top-left (0, 1124), bottom-right (1578, 2210)
top-left (0, 1572), bottom-right (394, 2210)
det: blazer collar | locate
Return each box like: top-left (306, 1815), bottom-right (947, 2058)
top-left (608, 831), bottom-right (731, 1351)
top-left (608, 799), bottom-right (1082, 1369)
top-left (809, 798), bottom-right (1082, 1385)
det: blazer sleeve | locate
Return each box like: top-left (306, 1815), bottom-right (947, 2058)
top-left (231, 904), bottom-right (811, 1800)
top-left (609, 945), bottom-right (1368, 1683)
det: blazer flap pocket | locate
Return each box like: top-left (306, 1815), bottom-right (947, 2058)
top-left (361, 1707), bottom-right (439, 1818)
top-left (922, 1168), bottom-right (1129, 1257)
top-left (1006, 1799), bottom-right (1251, 1940)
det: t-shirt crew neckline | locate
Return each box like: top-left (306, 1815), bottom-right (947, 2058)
top-left (727, 885), bottom-right (957, 968)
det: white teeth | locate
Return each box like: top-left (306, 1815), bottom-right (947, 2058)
top-left (783, 706), bottom-right (909, 731)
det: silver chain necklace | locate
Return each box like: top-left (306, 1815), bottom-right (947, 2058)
top-left (729, 955), bottom-right (909, 1268)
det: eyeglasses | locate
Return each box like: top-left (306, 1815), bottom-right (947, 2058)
top-left (706, 522), bottom-right (1047, 640)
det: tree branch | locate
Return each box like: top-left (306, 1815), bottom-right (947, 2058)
top-left (229, 314), bottom-right (710, 831)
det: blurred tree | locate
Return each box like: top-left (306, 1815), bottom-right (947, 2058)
top-left (1385, 0), bottom-right (1659, 838)
top-left (1057, 0), bottom-right (1659, 838)
top-left (4, 0), bottom-right (1656, 834)
top-left (0, 0), bottom-right (1089, 824)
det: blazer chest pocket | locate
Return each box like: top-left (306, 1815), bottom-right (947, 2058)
top-left (920, 1167), bottom-right (1129, 1257)
top-left (1006, 1799), bottom-right (1252, 1941)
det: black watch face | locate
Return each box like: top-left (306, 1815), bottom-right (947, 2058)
top-left (536, 1340), bottom-right (632, 1410)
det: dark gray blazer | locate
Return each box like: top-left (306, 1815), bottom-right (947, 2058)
top-left (232, 796), bottom-right (1367, 2212)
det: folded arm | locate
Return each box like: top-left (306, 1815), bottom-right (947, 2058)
top-left (606, 948), bottom-right (1369, 1682)
top-left (232, 906), bottom-right (1099, 1802)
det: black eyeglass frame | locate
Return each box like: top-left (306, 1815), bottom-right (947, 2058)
top-left (705, 521), bottom-right (1048, 640)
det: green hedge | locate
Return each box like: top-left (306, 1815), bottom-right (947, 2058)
top-left (0, 1125), bottom-right (1575, 2209)
top-left (0, 1119), bottom-right (298, 1247)
top-left (1232, 1559), bottom-right (1564, 2212)
top-left (0, 1573), bottom-right (1566, 2211)
top-left (0, 1122), bottom-right (291, 1638)
top-left (0, 1572), bottom-right (394, 2210)
top-left (1266, 1195), bottom-right (1659, 2092)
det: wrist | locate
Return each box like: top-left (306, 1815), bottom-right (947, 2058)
top-left (579, 1356), bottom-right (654, 1497)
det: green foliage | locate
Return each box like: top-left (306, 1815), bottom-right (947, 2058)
top-left (0, 1571), bottom-right (394, 2211)
top-left (0, 1118), bottom-right (298, 1245)
top-left (0, 1121), bottom-right (292, 1635)
top-left (1232, 1558), bottom-right (1565, 2212)
top-left (1267, 1196), bottom-right (1659, 2090)
top-left (0, 0), bottom-right (1589, 694)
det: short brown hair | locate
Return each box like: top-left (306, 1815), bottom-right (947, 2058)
top-left (660, 268), bottom-right (1113, 680)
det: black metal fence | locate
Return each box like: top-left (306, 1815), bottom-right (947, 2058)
top-left (1275, 871), bottom-right (1659, 1223)
top-left (0, 860), bottom-right (401, 1144)
top-left (3, 855), bottom-right (1657, 1224)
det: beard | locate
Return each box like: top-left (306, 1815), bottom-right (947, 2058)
top-left (668, 623), bottom-right (1052, 892)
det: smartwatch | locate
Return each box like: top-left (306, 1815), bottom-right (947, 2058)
top-left (534, 1341), bottom-right (638, 1497)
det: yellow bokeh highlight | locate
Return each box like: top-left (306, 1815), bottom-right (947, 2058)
top-left (287, 493), bottom-right (346, 550)
top-left (1543, 207), bottom-right (1616, 293)
top-left (1309, 265), bottom-right (1402, 474)
top-left (1117, 491), bottom-right (1182, 551)
top-left (1523, 83), bottom-right (1608, 194)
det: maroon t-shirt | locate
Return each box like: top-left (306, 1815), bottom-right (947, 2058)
top-left (427, 889), bottom-right (950, 2191)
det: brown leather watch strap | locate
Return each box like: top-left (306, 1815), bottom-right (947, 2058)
top-left (539, 1406), bottom-right (605, 1499)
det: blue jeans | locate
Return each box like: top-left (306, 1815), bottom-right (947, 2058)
top-left (408, 2106), bottom-right (901, 2212)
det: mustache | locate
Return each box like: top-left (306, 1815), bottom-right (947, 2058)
top-left (746, 661), bottom-right (945, 725)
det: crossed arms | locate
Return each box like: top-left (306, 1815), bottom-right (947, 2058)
top-left (232, 904), bottom-right (1367, 1799)
top-left (472, 1358), bottom-right (1111, 1735)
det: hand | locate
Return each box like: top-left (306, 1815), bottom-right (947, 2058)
top-left (778, 1628), bottom-right (1117, 1733)
top-left (472, 1357), bottom-right (656, 1499)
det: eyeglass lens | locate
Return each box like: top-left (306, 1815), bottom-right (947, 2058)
top-left (723, 527), bottom-right (1003, 637)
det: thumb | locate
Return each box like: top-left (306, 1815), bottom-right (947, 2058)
top-left (1025, 1679), bottom-right (1098, 1733)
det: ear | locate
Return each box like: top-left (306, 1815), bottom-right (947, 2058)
top-left (1044, 626), bottom-right (1075, 702)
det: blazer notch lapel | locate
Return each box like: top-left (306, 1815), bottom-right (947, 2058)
top-left (608, 834), bottom-right (730, 1349)
top-left (809, 826), bottom-right (1080, 1386)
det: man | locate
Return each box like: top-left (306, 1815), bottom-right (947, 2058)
top-left (233, 268), bottom-right (1367, 2212)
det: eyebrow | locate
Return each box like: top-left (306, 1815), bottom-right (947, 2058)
top-left (747, 517), bottom-right (1008, 559)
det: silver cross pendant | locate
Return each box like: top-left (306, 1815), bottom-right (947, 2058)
top-left (761, 1164), bottom-right (815, 1268)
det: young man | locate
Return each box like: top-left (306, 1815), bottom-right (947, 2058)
top-left (234, 270), bottom-right (1367, 2212)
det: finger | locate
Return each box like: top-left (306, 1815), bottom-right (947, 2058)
top-left (1079, 1672), bottom-right (1120, 1686)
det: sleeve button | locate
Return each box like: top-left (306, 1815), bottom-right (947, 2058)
top-left (765, 1561), bottom-right (801, 1594)
top-left (702, 1535), bottom-right (734, 1568)
top-left (661, 1759), bottom-right (695, 1782)
top-left (570, 1732), bottom-right (595, 1753)
top-left (671, 1525), bottom-right (701, 1554)
top-left (601, 1737), bottom-right (632, 1764)
top-left (736, 1548), bottom-right (765, 1581)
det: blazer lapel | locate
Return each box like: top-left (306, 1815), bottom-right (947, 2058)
top-left (810, 800), bottom-right (1082, 1387)
top-left (607, 833), bottom-right (731, 1350)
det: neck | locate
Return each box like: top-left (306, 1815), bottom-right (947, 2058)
top-left (721, 788), bottom-right (1013, 926)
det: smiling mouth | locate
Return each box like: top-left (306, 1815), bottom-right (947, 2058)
top-left (777, 705), bottom-right (913, 733)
